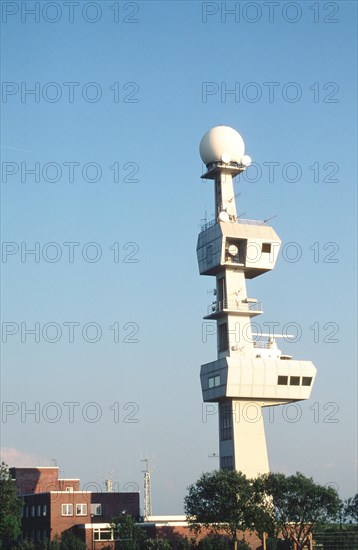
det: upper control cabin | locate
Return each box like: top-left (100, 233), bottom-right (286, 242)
top-left (197, 219), bottom-right (281, 278)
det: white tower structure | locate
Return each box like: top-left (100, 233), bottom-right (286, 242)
top-left (141, 457), bottom-right (152, 519)
top-left (197, 126), bottom-right (317, 477)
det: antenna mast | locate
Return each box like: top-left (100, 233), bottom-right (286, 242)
top-left (141, 456), bottom-right (153, 519)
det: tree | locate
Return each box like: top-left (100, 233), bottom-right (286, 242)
top-left (12, 541), bottom-right (36, 550)
top-left (197, 534), bottom-right (246, 550)
top-left (175, 535), bottom-right (197, 550)
top-left (344, 494), bottom-right (358, 523)
top-left (146, 538), bottom-right (172, 550)
top-left (109, 513), bottom-right (145, 550)
top-left (184, 470), bottom-right (270, 550)
top-left (255, 472), bottom-right (341, 549)
top-left (11, 532), bottom-right (84, 550)
top-left (197, 536), bottom-right (228, 550)
top-left (0, 462), bottom-right (23, 547)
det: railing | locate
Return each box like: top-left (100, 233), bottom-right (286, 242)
top-left (253, 341), bottom-right (272, 349)
top-left (237, 218), bottom-right (267, 226)
top-left (200, 217), bottom-right (267, 232)
top-left (207, 299), bottom-right (263, 315)
top-left (200, 218), bottom-right (217, 231)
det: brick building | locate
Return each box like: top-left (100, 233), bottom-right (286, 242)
top-left (10, 466), bottom-right (140, 546)
top-left (10, 467), bottom-right (263, 549)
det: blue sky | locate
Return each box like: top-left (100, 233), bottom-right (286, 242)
top-left (1, 1), bottom-right (357, 513)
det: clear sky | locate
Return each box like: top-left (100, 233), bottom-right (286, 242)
top-left (1, 0), bottom-right (357, 514)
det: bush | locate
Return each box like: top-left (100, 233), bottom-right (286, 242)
top-left (146, 538), bottom-right (172, 550)
top-left (198, 535), bottom-right (231, 550)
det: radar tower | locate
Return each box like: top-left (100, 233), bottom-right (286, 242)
top-left (197, 125), bottom-right (317, 476)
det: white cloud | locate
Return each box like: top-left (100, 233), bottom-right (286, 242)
top-left (0, 447), bottom-right (50, 468)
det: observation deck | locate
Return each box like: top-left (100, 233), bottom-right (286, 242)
top-left (204, 298), bottom-right (263, 319)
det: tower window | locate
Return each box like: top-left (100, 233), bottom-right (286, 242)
top-left (302, 377), bottom-right (312, 386)
top-left (226, 239), bottom-right (246, 264)
top-left (221, 456), bottom-right (234, 470)
top-left (208, 375), bottom-right (220, 389)
top-left (290, 376), bottom-right (300, 386)
top-left (217, 277), bottom-right (226, 306)
top-left (262, 243), bottom-right (272, 253)
top-left (277, 376), bottom-right (288, 385)
top-left (219, 403), bottom-right (233, 441)
top-left (218, 323), bottom-right (228, 351)
top-left (206, 245), bottom-right (213, 265)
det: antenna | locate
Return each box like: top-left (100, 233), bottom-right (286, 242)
top-left (102, 468), bottom-right (116, 492)
top-left (252, 333), bottom-right (295, 339)
top-left (228, 192), bottom-right (241, 203)
top-left (263, 214), bottom-right (278, 223)
top-left (141, 455), bottom-right (154, 519)
top-left (208, 452), bottom-right (219, 460)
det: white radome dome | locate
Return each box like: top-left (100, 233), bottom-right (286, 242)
top-left (199, 125), bottom-right (246, 166)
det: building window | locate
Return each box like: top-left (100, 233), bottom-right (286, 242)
top-left (290, 376), bottom-right (300, 386)
top-left (221, 456), bottom-right (234, 470)
top-left (25, 506), bottom-right (28, 518)
top-left (31, 506), bottom-right (35, 517)
top-left (90, 503), bottom-right (102, 516)
top-left (65, 486), bottom-right (73, 492)
top-left (208, 375), bottom-right (220, 389)
top-left (43, 530), bottom-right (47, 541)
top-left (262, 243), bottom-right (272, 253)
top-left (94, 528), bottom-right (113, 541)
top-left (61, 504), bottom-right (73, 516)
top-left (42, 504), bottom-right (47, 517)
top-left (36, 531), bottom-right (41, 542)
top-left (277, 375), bottom-right (288, 385)
top-left (76, 503), bottom-right (88, 516)
top-left (218, 323), bottom-right (228, 352)
top-left (37, 505), bottom-right (41, 517)
top-left (302, 377), bottom-right (312, 386)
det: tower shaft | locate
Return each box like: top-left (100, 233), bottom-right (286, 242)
top-left (219, 401), bottom-right (269, 475)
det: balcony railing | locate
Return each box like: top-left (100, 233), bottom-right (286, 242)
top-left (207, 299), bottom-right (263, 315)
top-left (200, 217), bottom-right (267, 232)
top-left (253, 341), bottom-right (272, 349)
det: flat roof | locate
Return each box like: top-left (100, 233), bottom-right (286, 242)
top-left (58, 478), bottom-right (80, 481)
top-left (21, 491), bottom-right (140, 496)
top-left (11, 466), bottom-right (59, 469)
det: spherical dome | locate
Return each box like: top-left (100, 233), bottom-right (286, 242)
top-left (242, 154), bottom-right (252, 167)
top-left (199, 125), bottom-right (245, 166)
